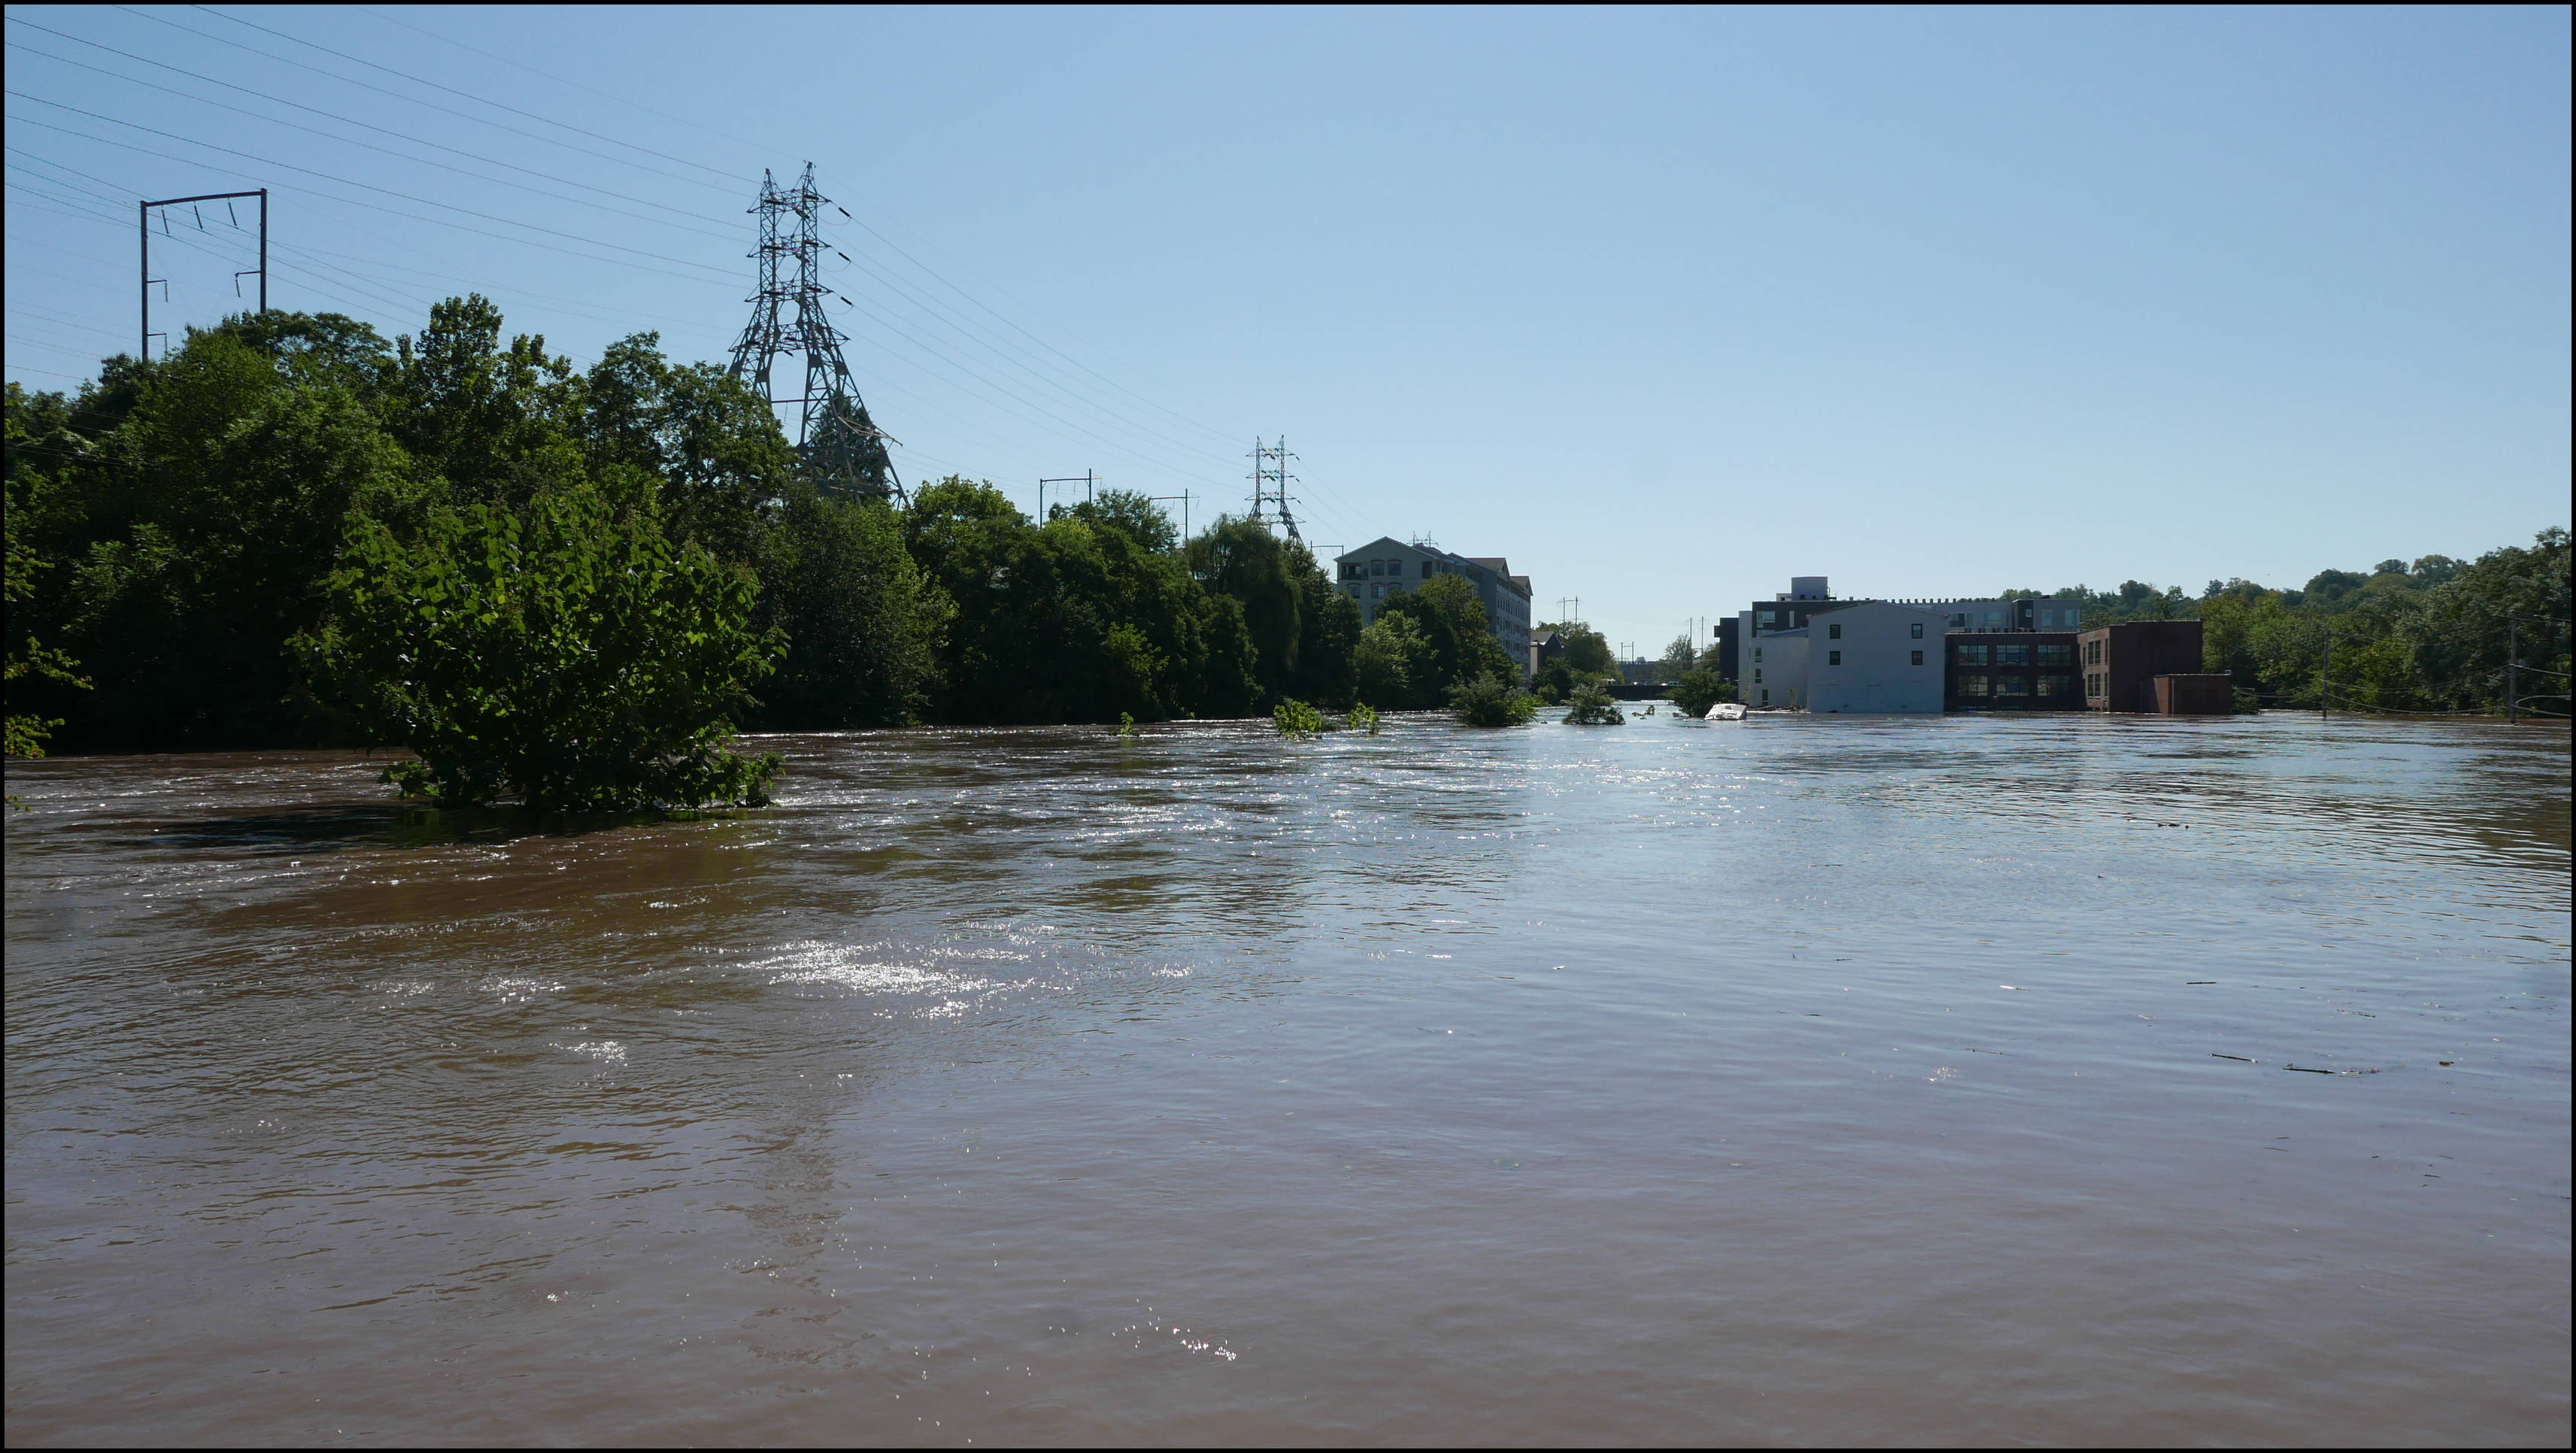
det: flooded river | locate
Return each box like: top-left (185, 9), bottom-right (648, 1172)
top-left (6, 712), bottom-right (2568, 1445)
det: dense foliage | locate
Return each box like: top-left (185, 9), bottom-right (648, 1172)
top-left (1530, 617), bottom-right (1614, 702)
top-left (302, 489), bottom-right (781, 810)
top-left (2001, 538), bottom-right (2570, 714)
top-left (1449, 672), bottom-right (1539, 726)
top-left (4, 301), bottom-right (1479, 799)
top-left (1563, 681), bottom-right (1625, 724)
top-left (1666, 666), bottom-right (1735, 717)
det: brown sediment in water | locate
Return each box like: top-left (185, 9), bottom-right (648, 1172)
top-left (5, 713), bottom-right (2568, 1445)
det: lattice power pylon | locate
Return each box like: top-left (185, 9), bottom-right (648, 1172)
top-left (1247, 436), bottom-right (1303, 544)
top-left (729, 164), bottom-right (903, 503)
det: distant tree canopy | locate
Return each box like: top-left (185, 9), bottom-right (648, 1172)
top-left (2, 299), bottom-right (1442, 787)
top-left (1990, 540), bottom-right (2570, 713)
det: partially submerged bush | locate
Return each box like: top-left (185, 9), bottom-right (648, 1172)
top-left (1667, 666), bottom-right (1735, 718)
top-left (1347, 702), bottom-right (1380, 735)
top-left (1273, 698), bottom-right (1326, 739)
top-left (1564, 681), bottom-right (1625, 724)
top-left (304, 489), bottom-right (780, 811)
top-left (1448, 673), bottom-right (1538, 727)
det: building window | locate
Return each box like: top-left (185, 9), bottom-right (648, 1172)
top-left (1985, 611), bottom-right (2004, 626)
top-left (1752, 669), bottom-right (1763, 684)
top-left (1996, 677), bottom-right (2031, 696)
top-left (1910, 623), bottom-right (1924, 639)
top-left (1828, 651), bottom-right (1841, 666)
top-left (1949, 614), bottom-right (1968, 628)
top-left (1995, 644), bottom-right (2032, 666)
top-left (1956, 644), bottom-right (1989, 666)
top-left (2037, 675), bottom-right (2074, 696)
top-left (1423, 561), bottom-right (1434, 577)
top-left (2037, 644), bottom-right (2074, 666)
top-left (1752, 648), bottom-right (1763, 663)
top-left (1758, 611), bottom-right (1778, 627)
top-left (1957, 675), bottom-right (1991, 697)
top-left (1828, 623), bottom-right (1842, 639)
top-left (1761, 688), bottom-right (1770, 705)
top-left (1910, 650), bottom-right (1924, 666)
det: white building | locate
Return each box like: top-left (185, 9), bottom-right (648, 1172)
top-left (1334, 537), bottom-right (1533, 667)
top-left (1742, 599), bottom-right (1947, 712)
top-left (1744, 629), bottom-right (1807, 709)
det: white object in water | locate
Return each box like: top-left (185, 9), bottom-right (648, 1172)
top-left (1706, 702), bottom-right (1747, 721)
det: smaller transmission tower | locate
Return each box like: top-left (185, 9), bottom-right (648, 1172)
top-left (730, 164), bottom-right (902, 502)
top-left (1246, 436), bottom-right (1303, 544)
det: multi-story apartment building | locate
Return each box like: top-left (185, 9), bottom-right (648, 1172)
top-left (1335, 536), bottom-right (1533, 669)
top-left (1728, 576), bottom-right (2227, 714)
top-left (1741, 600), bottom-right (1946, 711)
top-left (1734, 578), bottom-right (2084, 647)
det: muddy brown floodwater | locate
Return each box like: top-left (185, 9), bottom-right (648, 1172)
top-left (5, 712), bottom-right (2568, 1446)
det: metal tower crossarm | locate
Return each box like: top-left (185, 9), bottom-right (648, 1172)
top-left (727, 165), bottom-right (903, 503)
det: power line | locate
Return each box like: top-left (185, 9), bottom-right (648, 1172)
top-left (184, 4), bottom-right (749, 187)
top-left (4, 93), bottom-right (739, 278)
top-left (4, 24), bottom-right (749, 244)
top-left (63, 7), bottom-right (1268, 499)
top-left (114, 5), bottom-right (751, 197)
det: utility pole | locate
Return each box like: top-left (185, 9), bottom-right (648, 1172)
top-left (729, 164), bottom-right (902, 502)
top-left (1246, 437), bottom-right (1303, 544)
top-left (1146, 491), bottom-right (1192, 543)
top-left (1557, 596), bottom-right (1582, 625)
top-left (1039, 473), bottom-right (1093, 520)
top-left (2507, 619), bottom-right (2519, 723)
top-left (141, 188), bottom-right (265, 362)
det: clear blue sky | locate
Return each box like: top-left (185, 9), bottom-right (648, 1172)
top-left (6, 5), bottom-right (2567, 656)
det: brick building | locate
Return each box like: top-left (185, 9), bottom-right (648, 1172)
top-left (2081, 620), bottom-right (2211, 714)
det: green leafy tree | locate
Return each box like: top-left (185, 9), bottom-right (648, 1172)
top-left (905, 478), bottom-right (1252, 723)
top-left (1188, 516), bottom-right (1303, 703)
top-left (1667, 666), bottom-right (1735, 717)
top-left (1449, 672), bottom-right (1538, 727)
top-left (1354, 613), bottom-right (1434, 708)
top-left (1564, 681), bottom-right (1625, 724)
top-left (1272, 699), bottom-right (1325, 739)
top-left (1379, 573), bottom-right (1516, 694)
top-left (302, 486), bottom-right (780, 810)
top-left (1057, 488), bottom-right (1179, 554)
top-left (755, 487), bottom-right (950, 728)
top-left (5, 406), bottom-right (90, 768)
top-left (1536, 620), bottom-right (1614, 675)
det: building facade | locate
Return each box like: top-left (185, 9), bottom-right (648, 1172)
top-left (1797, 602), bottom-right (1949, 713)
top-left (1336, 536), bottom-right (1533, 669)
top-left (1945, 632), bottom-right (2082, 711)
top-left (1722, 576), bottom-right (2224, 715)
top-left (1743, 629), bottom-right (1808, 709)
top-left (2080, 620), bottom-right (2207, 713)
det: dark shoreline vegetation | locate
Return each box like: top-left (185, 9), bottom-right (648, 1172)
top-left (4, 302), bottom-right (1537, 808)
top-left (5, 303), bottom-right (2568, 807)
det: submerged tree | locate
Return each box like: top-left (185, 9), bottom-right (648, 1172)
top-left (303, 486), bottom-right (780, 811)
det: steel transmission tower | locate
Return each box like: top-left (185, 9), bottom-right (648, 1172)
top-left (729, 164), bottom-right (902, 502)
top-left (1246, 436), bottom-right (1303, 544)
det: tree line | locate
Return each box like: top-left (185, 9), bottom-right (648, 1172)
top-left (1993, 549), bottom-right (2570, 714)
top-left (4, 301), bottom-right (1532, 804)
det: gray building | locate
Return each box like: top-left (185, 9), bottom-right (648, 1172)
top-left (1335, 536), bottom-right (1534, 669)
